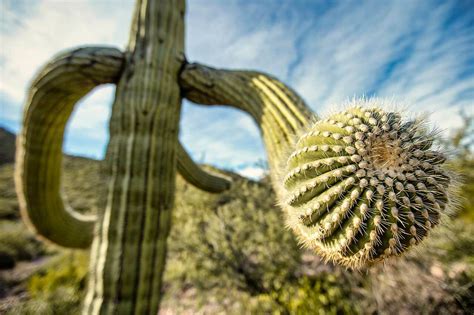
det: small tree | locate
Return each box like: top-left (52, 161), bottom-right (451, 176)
top-left (15, 0), bottom-right (456, 314)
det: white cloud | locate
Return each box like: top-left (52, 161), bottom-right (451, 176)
top-left (0, 0), bottom-right (132, 157)
top-left (0, 0), bottom-right (132, 103)
top-left (179, 101), bottom-right (265, 167)
top-left (237, 165), bottom-right (267, 180)
top-left (289, 0), bottom-right (473, 127)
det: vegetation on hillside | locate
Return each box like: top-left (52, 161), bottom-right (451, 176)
top-left (0, 127), bottom-right (15, 166)
top-left (0, 117), bottom-right (473, 314)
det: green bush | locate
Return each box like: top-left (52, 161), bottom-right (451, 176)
top-left (6, 252), bottom-right (89, 315)
top-left (28, 252), bottom-right (89, 297)
top-left (0, 164), bottom-right (16, 200)
top-left (251, 273), bottom-right (358, 315)
top-left (164, 174), bottom-right (301, 306)
top-left (0, 198), bottom-right (19, 220)
top-left (0, 221), bottom-right (44, 268)
top-left (6, 288), bottom-right (82, 315)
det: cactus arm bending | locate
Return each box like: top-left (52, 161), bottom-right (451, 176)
top-left (177, 142), bottom-right (232, 193)
top-left (179, 63), bottom-right (315, 188)
top-left (14, 45), bottom-right (229, 250)
top-left (15, 46), bottom-right (124, 249)
top-left (179, 63), bottom-right (455, 269)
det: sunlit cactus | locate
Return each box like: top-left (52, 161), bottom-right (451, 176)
top-left (282, 100), bottom-right (454, 268)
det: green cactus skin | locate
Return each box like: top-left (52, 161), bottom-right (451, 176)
top-left (84, 1), bottom-right (186, 313)
top-left (15, 46), bottom-right (124, 249)
top-left (179, 63), bottom-right (315, 188)
top-left (282, 102), bottom-right (453, 268)
top-left (177, 142), bottom-right (232, 193)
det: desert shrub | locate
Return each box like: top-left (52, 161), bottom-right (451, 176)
top-left (0, 244), bottom-right (16, 269)
top-left (452, 155), bottom-right (474, 222)
top-left (0, 165), bottom-right (16, 200)
top-left (442, 113), bottom-right (474, 222)
top-left (164, 174), bottom-right (302, 307)
top-left (6, 287), bottom-right (82, 315)
top-left (28, 252), bottom-right (89, 296)
top-left (0, 199), bottom-right (19, 220)
top-left (254, 273), bottom-right (359, 315)
top-left (6, 252), bottom-right (89, 315)
top-left (61, 156), bottom-right (107, 215)
top-left (0, 221), bottom-right (44, 268)
top-left (363, 220), bottom-right (474, 315)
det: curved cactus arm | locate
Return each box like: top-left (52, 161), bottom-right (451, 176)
top-left (180, 63), bottom-right (456, 269)
top-left (177, 142), bottom-right (232, 193)
top-left (15, 46), bottom-right (124, 249)
top-left (179, 62), bottom-right (315, 187)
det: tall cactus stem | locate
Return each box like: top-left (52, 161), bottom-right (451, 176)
top-left (83, 0), bottom-right (185, 313)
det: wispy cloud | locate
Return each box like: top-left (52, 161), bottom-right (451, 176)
top-left (0, 0), bottom-right (133, 157)
top-left (62, 86), bottom-right (116, 158)
top-left (1, 0), bottom-right (131, 102)
top-left (1, 0), bottom-right (472, 176)
top-left (289, 0), bottom-right (473, 129)
top-left (180, 102), bottom-right (264, 166)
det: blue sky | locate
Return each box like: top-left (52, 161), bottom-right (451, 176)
top-left (1, 0), bottom-right (473, 178)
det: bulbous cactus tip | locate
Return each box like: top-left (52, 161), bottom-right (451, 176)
top-left (281, 99), bottom-right (456, 269)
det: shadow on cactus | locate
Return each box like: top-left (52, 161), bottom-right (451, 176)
top-left (13, 0), bottom-right (458, 313)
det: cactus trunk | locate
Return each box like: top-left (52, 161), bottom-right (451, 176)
top-left (83, 0), bottom-right (185, 313)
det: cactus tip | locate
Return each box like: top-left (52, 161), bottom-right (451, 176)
top-left (281, 100), bottom-right (456, 269)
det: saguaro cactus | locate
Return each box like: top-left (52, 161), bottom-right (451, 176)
top-left (15, 0), bottom-right (455, 314)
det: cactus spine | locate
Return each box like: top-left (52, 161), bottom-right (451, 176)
top-left (282, 101), bottom-right (452, 268)
top-left (15, 0), bottom-right (455, 313)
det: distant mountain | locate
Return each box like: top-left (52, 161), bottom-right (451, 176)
top-left (0, 127), bottom-right (16, 166)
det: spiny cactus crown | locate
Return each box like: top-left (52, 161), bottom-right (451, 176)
top-left (282, 101), bottom-right (453, 269)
